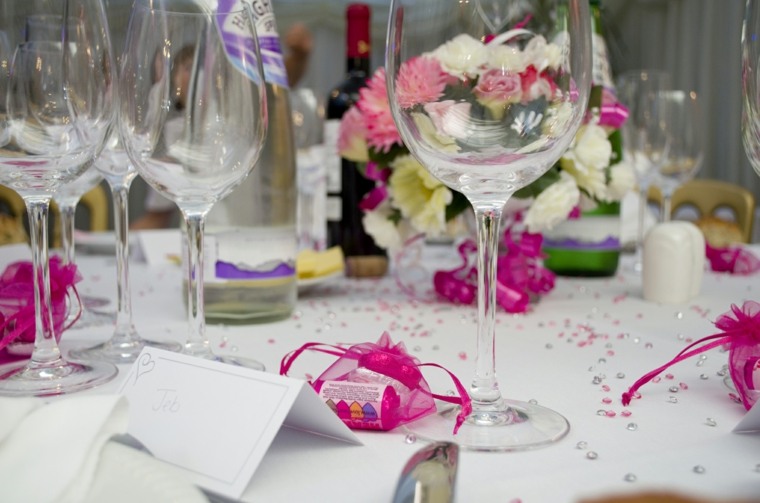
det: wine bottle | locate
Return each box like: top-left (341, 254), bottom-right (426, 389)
top-left (187, 0), bottom-right (298, 324)
top-left (324, 3), bottom-right (388, 278)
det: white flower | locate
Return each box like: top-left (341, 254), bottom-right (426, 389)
top-left (488, 44), bottom-right (527, 73)
top-left (602, 158), bottom-right (636, 202)
top-left (523, 171), bottom-right (580, 233)
top-left (560, 122), bottom-right (612, 200)
top-left (362, 202), bottom-right (405, 251)
top-left (431, 34), bottom-right (488, 78)
top-left (389, 154), bottom-right (452, 236)
top-left (522, 36), bottom-right (562, 72)
top-left (542, 101), bottom-right (574, 138)
top-left (423, 100), bottom-right (472, 140)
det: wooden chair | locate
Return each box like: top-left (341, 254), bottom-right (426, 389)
top-left (649, 178), bottom-right (756, 243)
top-left (0, 183), bottom-right (110, 247)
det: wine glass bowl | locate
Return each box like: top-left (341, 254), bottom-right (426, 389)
top-left (119, 0), bottom-right (267, 366)
top-left (0, 0), bottom-right (117, 396)
top-left (386, 0), bottom-right (592, 450)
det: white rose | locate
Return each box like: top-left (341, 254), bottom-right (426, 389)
top-left (602, 159), bottom-right (636, 202)
top-left (362, 203), bottom-right (405, 251)
top-left (423, 100), bottom-right (472, 140)
top-left (431, 34), bottom-right (487, 77)
top-left (487, 44), bottom-right (527, 73)
top-left (523, 171), bottom-right (580, 233)
top-left (522, 35), bottom-right (562, 72)
top-left (412, 112), bottom-right (460, 153)
top-left (560, 123), bottom-right (611, 200)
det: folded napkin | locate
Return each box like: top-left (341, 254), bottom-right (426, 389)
top-left (0, 394), bottom-right (206, 503)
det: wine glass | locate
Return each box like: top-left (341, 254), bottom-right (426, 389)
top-left (0, 1), bottom-right (117, 396)
top-left (616, 70), bottom-right (672, 272)
top-left (386, 0), bottom-right (592, 450)
top-left (68, 5), bottom-right (182, 365)
top-left (53, 165), bottom-right (115, 328)
top-left (651, 89), bottom-right (703, 221)
top-left (119, 0), bottom-right (268, 366)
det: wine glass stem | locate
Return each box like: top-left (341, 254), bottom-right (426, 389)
top-left (58, 200), bottom-right (77, 266)
top-left (471, 204), bottom-right (506, 411)
top-left (26, 198), bottom-right (62, 365)
top-left (635, 185), bottom-right (648, 271)
top-left (661, 193), bottom-right (672, 223)
top-left (183, 212), bottom-right (210, 357)
top-left (111, 182), bottom-right (137, 340)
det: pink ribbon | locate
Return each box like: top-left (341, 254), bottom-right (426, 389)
top-left (706, 243), bottom-right (760, 275)
top-left (434, 228), bottom-right (555, 313)
top-left (621, 301), bottom-right (760, 410)
top-left (0, 257), bottom-right (82, 363)
top-left (597, 101), bottom-right (628, 130)
top-left (359, 161), bottom-right (391, 211)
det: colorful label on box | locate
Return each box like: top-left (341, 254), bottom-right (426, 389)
top-left (316, 380), bottom-right (398, 431)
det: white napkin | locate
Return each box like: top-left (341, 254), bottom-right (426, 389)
top-left (0, 394), bottom-right (206, 503)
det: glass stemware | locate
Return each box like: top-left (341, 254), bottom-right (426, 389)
top-left (119, 0), bottom-right (268, 367)
top-left (651, 89), bottom-right (703, 221)
top-left (0, 1), bottom-right (117, 396)
top-left (616, 70), bottom-right (672, 271)
top-left (386, 0), bottom-right (592, 451)
top-left (53, 166), bottom-right (115, 328)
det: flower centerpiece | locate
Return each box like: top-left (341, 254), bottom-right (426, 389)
top-left (338, 29), bottom-right (631, 307)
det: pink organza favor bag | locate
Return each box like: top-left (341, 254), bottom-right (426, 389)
top-left (0, 257), bottom-right (81, 363)
top-left (622, 301), bottom-right (760, 410)
top-left (281, 332), bottom-right (471, 433)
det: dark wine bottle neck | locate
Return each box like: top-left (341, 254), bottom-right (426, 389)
top-left (346, 56), bottom-right (370, 75)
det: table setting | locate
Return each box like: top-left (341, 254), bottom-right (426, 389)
top-left (0, 0), bottom-right (760, 502)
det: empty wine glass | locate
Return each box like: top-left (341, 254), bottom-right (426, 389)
top-left (68, 6), bottom-right (181, 365)
top-left (616, 70), bottom-right (672, 272)
top-left (53, 165), bottom-right (115, 328)
top-left (119, 0), bottom-right (268, 366)
top-left (651, 90), bottom-right (703, 221)
top-left (0, 1), bottom-right (117, 396)
top-left (386, 0), bottom-right (592, 450)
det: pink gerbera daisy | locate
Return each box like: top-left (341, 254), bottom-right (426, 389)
top-left (358, 68), bottom-right (403, 153)
top-left (395, 56), bottom-right (448, 109)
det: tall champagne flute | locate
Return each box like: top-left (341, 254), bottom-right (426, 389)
top-left (386, 0), bottom-right (592, 450)
top-left (651, 90), bottom-right (703, 221)
top-left (744, 0), bottom-right (760, 174)
top-left (0, 1), bottom-right (117, 396)
top-left (616, 70), bottom-right (671, 271)
top-left (120, 0), bottom-right (267, 366)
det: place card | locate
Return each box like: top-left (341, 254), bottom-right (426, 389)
top-left (119, 348), bottom-right (361, 499)
top-left (733, 398), bottom-right (760, 433)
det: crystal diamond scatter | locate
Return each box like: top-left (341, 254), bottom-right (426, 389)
top-left (626, 423), bottom-right (638, 431)
top-left (693, 465), bottom-right (706, 474)
top-left (576, 441), bottom-right (588, 449)
top-left (404, 434), bottom-right (417, 444)
top-left (705, 418), bottom-right (717, 427)
top-left (624, 473), bottom-right (637, 482)
top-left (586, 451), bottom-right (598, 460)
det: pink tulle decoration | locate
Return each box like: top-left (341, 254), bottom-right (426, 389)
top-left (434, 228), bottom-right (555, 313)
top-left (0, 257), bottom-right (82, 363)
top-left (705, 243), bottom-right (760, 275)
top-left (280, 332), bottom-right (472, 434)
top-left (622, 301), bottom-right (760, 411)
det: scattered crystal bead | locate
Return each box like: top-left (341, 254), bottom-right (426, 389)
top-left (717, 368), bottom-right (727, 377)
top-left (645, 342), bottom-right (653, 349)
top-left (586, 451), bottom-right (599, 460)
top-left (675, 311), bottom-right (684, 319)
top-left (413, 346), bottom-right (421, 352)
top-left (545, 343), bottom-right (553, 349)
top-left (626, 423), bottom-right (638, 431)
top-left (592, 376), bottom-right (602, 385)
top-left (699, 354), bottom-right (708, 360)
top-left (633, 337), bottom-right (640, 344)
top-left (616, 372), bottom-right (626, 379)
top-left (668, 396), bottom-right (678, 403)
top-left (432, 345), bottom-right (440, 351)
top-left (597, 409), bottom-right (607, 416)
top-left (693, 465), bottom-right (706, 474)
top-left (598, 358), bottom-right (607, 364)
top-left (677, 333), bottom-right (685, 340)
top-left (624, 473), bottom-right (637, 482)
top-left (528, 399), bottom-right (538, 405)
top-left (705, 418), bottom-right (717, 427)
top-left (404, 434), bottom-right (417, 444)
top-left (700, 374), bottom-right (709, 379)
top-left (696, 360), bottom-right (704, 367)
top-left (576, 441), bottom-right (588, 449)
top-left (669, 386), bottom-right (679, 393)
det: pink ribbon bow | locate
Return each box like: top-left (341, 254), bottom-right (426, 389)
top-left (434, 228), bottom-right (555, 313)
top-left (622, 301), bottom-right (760, 410)
top-left (705, 243), bottom-right (760, 275)
top-left (0, 257), bottom-right (81, 363)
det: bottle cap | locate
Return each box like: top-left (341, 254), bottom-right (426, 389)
top-left (346, 3), bottom-right (371, 59)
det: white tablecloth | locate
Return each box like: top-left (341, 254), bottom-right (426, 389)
top-left (4, 239), bottom-right (760, 502)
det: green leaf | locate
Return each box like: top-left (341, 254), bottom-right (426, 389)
top-left (445, 190), bottom-right (470, 221)
top-left (514, 167), bottom-right (561, 199)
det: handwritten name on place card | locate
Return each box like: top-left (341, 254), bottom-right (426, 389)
top-left (119, 348), bottom-right (360, 499)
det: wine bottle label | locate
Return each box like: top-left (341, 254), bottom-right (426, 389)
top-left (323, 119), bottom-right (343, 194)
top-left (542, 214), bottom-right (620, 251)
top-left (202, 226), bottom-right (296, 285)
top-left (591, 33), bottom-right (613, 90)
top-left (214, 0), bottom-right (289, 88)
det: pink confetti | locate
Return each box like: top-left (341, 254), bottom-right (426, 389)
top-left (602, 397), bottom-right (612, 404)
top-left (458, 351), bottom-right (467, 361)
top-left (679, 382), bottom-right (688, 390)
top-left (601, 385), bottom-right (611, 392)
top-left (665, 373), bottom-right (674, 380)
top-left (605, 410), bottom-right (616, 417)
top-left (621, 410), bottom-right (632, 417)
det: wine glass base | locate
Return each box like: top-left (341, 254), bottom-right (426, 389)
top-left (69, 338), bottom-right (182, 365)
top-left (0, 358), bottom-right (118, 397)
top-left (404, 399), bottom-right (569, 452)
